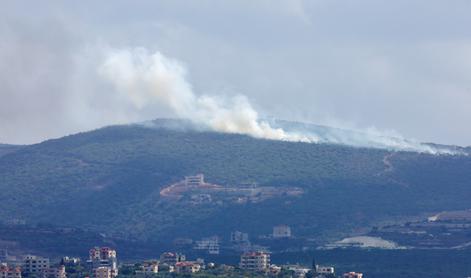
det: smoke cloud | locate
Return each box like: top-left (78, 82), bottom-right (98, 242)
top-left (100, 48), bottom-right (316, 143)
top-left (100, 47), bottom-right (460, 155)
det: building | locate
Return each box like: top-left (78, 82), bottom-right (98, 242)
top-left (239, 252), bottom-right (270, 271)
top-left (87, 247), bottom-right (118, 277)
top-left (194, 236), bottom-right (220, 255)
top-left (94, 267), bottom-right (113, 278)
top-left (273, 225), bottom-right (292, 238)
top-left (343, 272), bottom-right (363, 278)
top-left (174, 262), bottom-right (201, 274)
top-left (89, 247), bottom-right (116, 262)
top-left (61, 257), bottom-right (80, 265)
top-left (316, 266), bottom-right (335, 275)
top-left (269, 265), bottom-right (281, 275)
top-left (136, 261), bottom-right (159, 276)
top-left (23, 255), bottom-right (50, 274)
top-left (157, 264), bottom-right (174, 273)
top-left (0, 264), bottom-right (21, 278)
top-left (159, 253), bottom-right (185, 266)
top-left (230, 231), bottom-right (249, 243)
top-left (191, 194), bottom-right (212, 204)
top-left (41, 265), bottom-right (66, 278)
top-left (184, 174), bottom-right (204, 187)
top-left (285, 265), bottom-right (310, 277)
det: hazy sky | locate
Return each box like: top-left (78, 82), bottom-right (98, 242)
top-left (1, 0), bottom-right (470, 146)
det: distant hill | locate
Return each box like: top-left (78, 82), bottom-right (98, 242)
top-left (0, 144), bottom-right (23, 158)
top-left (0, 119), bottom-right (470, 243)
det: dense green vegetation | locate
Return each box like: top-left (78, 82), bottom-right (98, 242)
top-left (0, 144), bottom-right (23, 157)
top-left (0, 222), bottom-right (172, 259)
top-left (0, 120), bottom-right (470, 242)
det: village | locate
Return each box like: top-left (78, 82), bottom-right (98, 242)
top-left (0, 244), bottom-right (364, 278)
top-left (0, 217), bottom-right (365, 278)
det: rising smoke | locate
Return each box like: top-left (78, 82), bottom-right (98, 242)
top-left (100, 48), bottom-right (315, 143)
top-left (100, 47), bottom-right (461, 155)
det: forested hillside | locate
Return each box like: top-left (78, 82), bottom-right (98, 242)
top-left (0, 120), bottom-right (470, 241)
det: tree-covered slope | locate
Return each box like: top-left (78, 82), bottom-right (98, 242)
top-left (0, 120), bottom-right (470, 241)
top-left (0, 144), bottom-right (23, 157)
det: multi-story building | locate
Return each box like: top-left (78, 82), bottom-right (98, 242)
top-left (184, 174), bottom-right (205, 187)
top-left (41, 265), bottom-right (66, 278)
top-left (159, 253), bottom-right (185, 266)
top-left (239, 252), bottom-right (270, 271)
top-left (93, 267), bottom-right (112, 278)
top-left (89, 247), bottom-right (116, 262)
top-left (174, 262), bottom-right (201, 274)
top-left (0, 264), bottom-right (21, 278)
top-left (87, 247), bottom-right (118, 277)
top-left (23, 255), bottom-right (50, 274)
top-left (273, 225), bottom-right (292, 239)
top-left (194, 236), bottom-right (220, 255)
top-left (343, 272), bottom-right (363, 278)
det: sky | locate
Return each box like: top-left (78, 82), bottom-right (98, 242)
top-left (1, 0), bottom-right (470, 146)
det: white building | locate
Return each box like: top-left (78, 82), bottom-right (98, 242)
top-left (88, 247), bottom-right (118, 277)
top-left (185, 174), bottom-right (205, 187)
top-left (273, 225), bottom-right (292, 238)
top-left (285, 265), bottom-right (310, 277)
top-left (61, 257), bottom-right (80, 265)
top-left (230, 231), bottom-right (249, 243)
top-left (159, 252), bottom-right (185, 266)
top-left (136, 262), bottom-right (158, 275)
top-left (194, 236), bottom-right (220, 255)
top-left (316, 265), bottom-right (335, 275)
top-left (174, 262), bottom-right (201, 274)
top-left (343, 272), bottom-right (363, 278)
top-left (239, 252), bottom-right (270, 271)
top-left (269, 265), bottom-right (281, 275)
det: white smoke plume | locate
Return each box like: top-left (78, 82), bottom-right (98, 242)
top-left (100, 47), bottom-right (461, 155)
top-left (100, 48), bottom-right (316, 143)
